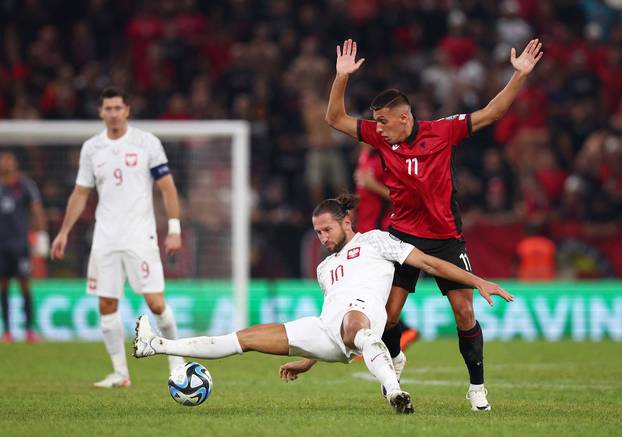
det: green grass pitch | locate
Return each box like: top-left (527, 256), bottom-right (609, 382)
top-left (1, 340), bottom-right (621, 436)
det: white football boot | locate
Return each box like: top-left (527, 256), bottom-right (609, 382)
top-left (133, 315), bottom-right (159, 358)
top-left (466, 386), bottom-right (491, 411)
top-left (381, 351), bottom-right (407, 398)
top-left (93, 372), bottom-right (131, 388)
top-left (386, 390), bottom-right (415, 414)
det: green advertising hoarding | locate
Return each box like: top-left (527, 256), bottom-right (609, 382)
top-left (2, 280), bottom-right (621, 341)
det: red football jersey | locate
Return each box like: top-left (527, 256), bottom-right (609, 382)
top-left (355, 148), bottom-right (391, 232)
top-left (358, 114), bottom-right (472, 239)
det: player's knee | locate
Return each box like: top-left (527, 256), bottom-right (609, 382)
top-left (341, 321), bottom-right (367, 348)
top-left (341, 327), bottom-right (361, 348)
top-left (453, 306), bottom-right (475, 330)
top-left (99, 298), bottom-right (118, 314)
top-left (145, 294), bottom-right (166, 314)
top-left (148, 301), bottom-right (166, 315)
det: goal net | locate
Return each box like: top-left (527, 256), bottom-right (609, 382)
top-left (0, 120), bottom-right (250, 330)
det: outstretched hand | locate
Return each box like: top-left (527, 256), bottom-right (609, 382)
top-left (336, 39), bottom-right (365, 75)
top-left (279, 359), bottom-right (315, 382)
top-left (511, 38), bottom-right (543, 77)
top-left (475, 280), bottom-right (514, 306)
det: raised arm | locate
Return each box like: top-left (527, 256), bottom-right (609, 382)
top-left (325, 39), bottom-right (365, 139)
top-left (155, 174), bottom-right (182, 256)
top-left (404, 247), bottom-right (514, 306)
top-left (51, 184), bottom-right (92, 259)
top-left (471, 38), bottom-right (543, 133)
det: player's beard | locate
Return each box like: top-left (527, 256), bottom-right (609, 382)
top-left (327, 228), bottom-right (348, 254)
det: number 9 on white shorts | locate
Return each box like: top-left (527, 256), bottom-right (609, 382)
top-left (86, 247), bottom-right (165, 298)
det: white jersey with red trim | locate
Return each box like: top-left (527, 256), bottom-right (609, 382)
top-left (316, 230), bottom-right (414, 319)
top-left (76, 126), bottom-right (168, 250)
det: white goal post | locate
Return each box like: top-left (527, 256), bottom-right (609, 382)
top-left (0, 120), bottom-right (251, 330)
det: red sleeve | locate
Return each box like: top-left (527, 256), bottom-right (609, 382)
top-left (433, 114), bottom-right (472, 146)
top-left (357, 119), bottom-right (384, 148)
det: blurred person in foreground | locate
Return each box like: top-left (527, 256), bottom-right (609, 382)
top-left (51, 87), bottom-right (184, 388)
top-left (134, 193), bottom-right (513, 414)
top-left (0, 151), bottom-right (49, 343)
top-left (326, 38), bottom-right (542, 411)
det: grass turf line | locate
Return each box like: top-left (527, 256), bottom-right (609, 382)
top-left (0, 340), bottom-right (620, 436)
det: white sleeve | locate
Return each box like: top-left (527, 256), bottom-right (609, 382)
top-left (148, 135), bottom-right (168, 169)
top-left (316, 262), bottom-right (327, 294)
top-left (363, 230), bottom-right (414, 264)
top-left (75, 143), bottom-right (95, 187)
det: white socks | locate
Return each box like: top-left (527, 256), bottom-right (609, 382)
top-left (153, 305), bottom-right (184, 370)
top-left (154, 305), bottom-right (178, 339)
top-left (157, 332), bottom-right (243, 359)
top-left (354, 328), bottom-right (400, 394)
top-left (392, 351), bottom-right (406, 368)
top-left (100, 312), bottom-right (128, 378)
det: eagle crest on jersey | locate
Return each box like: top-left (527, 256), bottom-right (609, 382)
top-left (347, 247), bottom-right (360, 259)
top-left (125, 152), bottom-right (138, 167)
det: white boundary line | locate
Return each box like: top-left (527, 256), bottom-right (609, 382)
top-left (351, 372), bottom-right (622, 391)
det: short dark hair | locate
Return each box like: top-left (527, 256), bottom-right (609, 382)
top-left (312, 193), bottom-right (360, 221)
top-left (370, 89), bottom-right (410, 111)
top-left (99, 86), bottom-right (129, 106)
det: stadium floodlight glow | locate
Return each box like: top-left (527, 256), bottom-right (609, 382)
top-left (0, 120), bottom-right (251, 330)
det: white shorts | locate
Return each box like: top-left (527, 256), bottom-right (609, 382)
top-left (284, 297), bottom-right (387, 363)
top-left (86, 246), bottom-right (165, 298)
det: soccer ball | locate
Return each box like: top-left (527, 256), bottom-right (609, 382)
top-left (168, 362), bottom-right (213, 406)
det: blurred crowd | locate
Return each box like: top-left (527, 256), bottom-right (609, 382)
top-left (1, 0), bottom-right (622, 278)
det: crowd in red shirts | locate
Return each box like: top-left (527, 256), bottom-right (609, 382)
top-left (1, 0), bottom-right (621, 278)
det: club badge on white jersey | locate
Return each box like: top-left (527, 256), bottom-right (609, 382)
top-left (316, 231), bottom-right (414, 309)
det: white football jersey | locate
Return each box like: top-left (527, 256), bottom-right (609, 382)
top-left (316, 231), bottom-right (415, 318)
top-left (76, 126), bottom-right (168, 250)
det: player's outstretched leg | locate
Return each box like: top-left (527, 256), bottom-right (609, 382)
top-left (353, 328), bottom-right (414, 414)
top-left (134, 314), bottom-right (244, 359)
top-left (381, 351), bottom-right (407, 398)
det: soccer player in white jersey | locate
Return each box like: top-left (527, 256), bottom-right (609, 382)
top-left (51, 87), bottom-right (185, 388)
top-left (133, 194), bottom-right (513, 413)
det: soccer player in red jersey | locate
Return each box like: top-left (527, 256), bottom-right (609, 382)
top-left (354, 143), bottom-right (391, 233)
top-left (354, 144), bottom-right (419, 360)
top-left (326, 38), bottom-right (543, 411)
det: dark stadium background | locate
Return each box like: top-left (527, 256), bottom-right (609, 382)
top-left (1, 5), bottom-right (621, 433)
top-left (1, 0), bottom-right (621, 280)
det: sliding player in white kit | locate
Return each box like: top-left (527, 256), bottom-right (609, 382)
top-left (51, 87), bottom-right (185, 388)
top-left (133, 194), bottom-right (513, 413)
